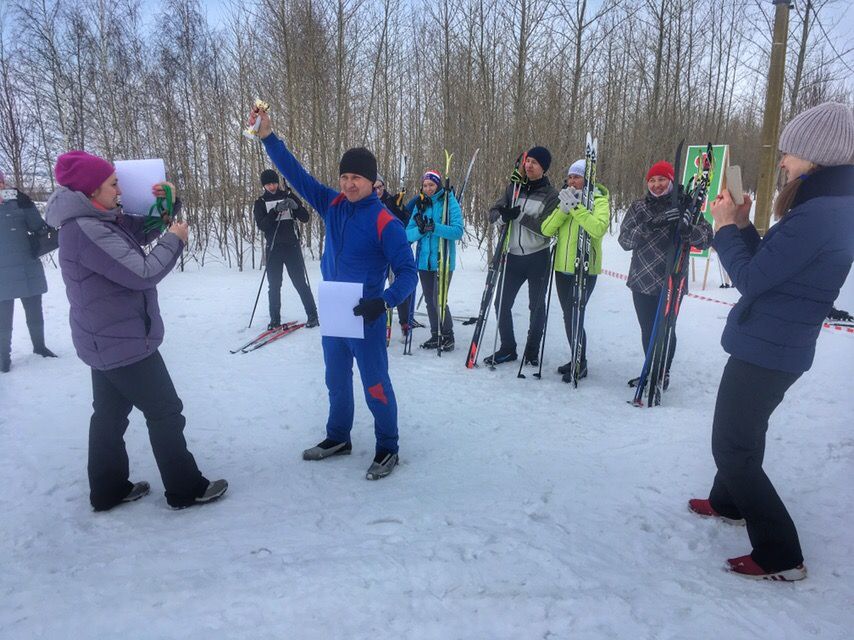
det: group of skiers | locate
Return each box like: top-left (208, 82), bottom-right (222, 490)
top-left (250, 140), bottom-right (709, 394)
top-left (249, 101), bottom-right (854, 583)
top-left (1, 100), bottom-right (850, 584)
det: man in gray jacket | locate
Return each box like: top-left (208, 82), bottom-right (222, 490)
top-left (484, 147), bottom-right (559, 366)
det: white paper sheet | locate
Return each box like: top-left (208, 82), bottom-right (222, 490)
top-left (264, 198), bottom-right (292, 220)
top-left (318, 281), bottom-right (365, 339)
top-left (114, 159), bottom-right (166, 216)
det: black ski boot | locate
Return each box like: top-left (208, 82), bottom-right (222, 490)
top-left (483, 347), bottom-right (518, 366)
top-left (305, 316), bottom-right (320, 329)
top-left (522, 345), bottom-right (540, 367)
top-left (561, 360), bottom-right (587, 383)
top-left (420, 335), bottom-right (439, 350)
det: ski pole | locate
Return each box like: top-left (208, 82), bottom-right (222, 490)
top-left (519, 243), bottom-right (556, 380)
top-left (249, 218), bottom-right (282, 328)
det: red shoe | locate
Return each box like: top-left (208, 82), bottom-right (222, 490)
top-left (688, 498), bottom-right (746, 526)
top-left (727, 555), bottom-right (807, 581)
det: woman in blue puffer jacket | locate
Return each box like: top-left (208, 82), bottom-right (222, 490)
top-left (0, 171), bottom-right (57, 372)
top-left (689, 102), bottom-right (854, 582)
top-left (405, 170), bottom-right (464, 351)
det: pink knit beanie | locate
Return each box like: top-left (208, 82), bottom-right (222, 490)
top-left (55, 151), bottom-right (115, 196)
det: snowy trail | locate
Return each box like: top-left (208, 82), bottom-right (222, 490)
top-left (1, 234), bottom-right (852, 639)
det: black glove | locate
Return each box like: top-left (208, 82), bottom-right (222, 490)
top-left (498, 205), bottom-right (521, 223)
top-left (414, 213), bottom-right (428, 234)
top-left (16, 190), bottom-right (33, 208)
top-left (424, 218), bottom-right (435, 233)
top-left (274, 197), bottom-right (298, 213)
top-left (416, 195), bottom-right (431, 213)
top-left (649, 207), bottom-right (690, 229)
top-left (353, 297), bottom-right (387, 322)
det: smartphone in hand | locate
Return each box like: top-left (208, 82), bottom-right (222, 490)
top-left (726, 165), bottom-right (744, 205)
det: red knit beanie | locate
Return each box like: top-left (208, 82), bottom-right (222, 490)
top-left (646, 160), bottom-right (675, 182)
top-left (55, 151), bottom-right (115, 197)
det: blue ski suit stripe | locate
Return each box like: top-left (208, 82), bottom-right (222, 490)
top-left (262, 133), bottom-right (417, 453)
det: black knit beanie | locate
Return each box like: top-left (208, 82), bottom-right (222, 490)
top-left (260, 169), bottom-right (279, 186)
top-left (526, 146), bottom-right (552, 172)
top-left (339, 147), bottom-right (377, 183)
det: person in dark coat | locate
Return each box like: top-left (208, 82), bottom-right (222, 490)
top-left (0, 170), bottom-right (56, 372)
top-left (689, 102), bottom-right (854, 581)
top-left (253, 169), bottom-right (318, 330)
top-left (45, 150), bottom-right (227, 511)
top-left (618, 160), bottom-right (713, 387)
top-left (374, 174), bottom-right (413, 340)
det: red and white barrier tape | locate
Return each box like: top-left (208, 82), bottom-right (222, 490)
top-left (600, 268), bottom-right (854, 335)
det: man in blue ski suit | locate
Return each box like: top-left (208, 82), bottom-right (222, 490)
top-left (252, 108), bottom-right (417, 480)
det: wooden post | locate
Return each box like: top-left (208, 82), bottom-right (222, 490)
top-left (702, 255), bottom-right (711, 290)
top-left (754, 0), bottom-right (791, 235)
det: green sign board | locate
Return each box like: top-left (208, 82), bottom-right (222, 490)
top-left (681, 144), bottom-right (728, 258)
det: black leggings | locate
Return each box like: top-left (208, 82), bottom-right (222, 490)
top-left (708, 356), bottom-right (802, 571)
top-left (418, 270), bottom-right (453, 337)
top-left (0, 295), bottom-right (45, 357)
top-left (554, 272), bottom-right (597, 362)
top-left (632, 290), bottom-right (676, 372)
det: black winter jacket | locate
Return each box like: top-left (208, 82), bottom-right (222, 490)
top-left (253, 187), bottom-right (310, 249)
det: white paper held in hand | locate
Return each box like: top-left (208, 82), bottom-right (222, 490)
top-left (114, 159), bottom-right (166, 216)
top-left (318, 281), bottom-right (365, 339)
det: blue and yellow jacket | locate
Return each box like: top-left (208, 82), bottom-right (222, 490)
top-left (262, 133), bottom-right (416, 309)
top-left (404, 189), bottom-right (464, 272)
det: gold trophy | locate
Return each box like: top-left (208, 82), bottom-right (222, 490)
top-left (243, 99), bottom-right (270, 140)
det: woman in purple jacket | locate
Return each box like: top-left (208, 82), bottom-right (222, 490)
top-left (45, 151), bottom-right (227, 511)
top-left (690, 102), bottom-right (854, 581)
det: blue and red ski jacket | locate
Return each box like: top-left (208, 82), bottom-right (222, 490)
top-left (262, 133), bottom-right (417, 308)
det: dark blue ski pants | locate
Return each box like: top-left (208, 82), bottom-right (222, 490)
top-left (323, 318), bottom-right (398, 453)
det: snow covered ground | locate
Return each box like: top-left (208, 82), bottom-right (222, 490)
top-left (1, 232), bottom-right (852, 639)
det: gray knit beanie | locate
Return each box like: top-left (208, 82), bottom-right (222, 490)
top-left (778, 102), bottom-right (854, 166)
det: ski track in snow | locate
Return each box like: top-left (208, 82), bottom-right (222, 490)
top-left (1, 234), bottom-right (852, 639)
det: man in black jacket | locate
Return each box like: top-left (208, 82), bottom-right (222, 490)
top-left (253, 169), bottom-right (318, 329)
top-left (374, 175), bottom-right (414, 340)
